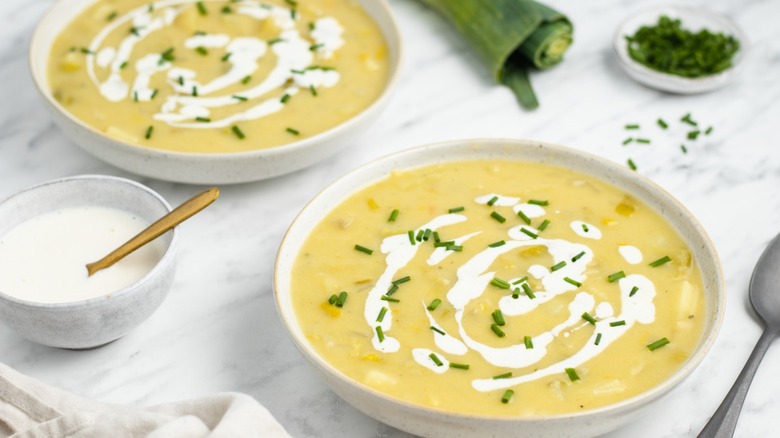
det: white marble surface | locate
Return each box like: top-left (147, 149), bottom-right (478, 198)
top-left (1, 0), bottom-right (779, 436)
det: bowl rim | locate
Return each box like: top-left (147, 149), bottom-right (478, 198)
top-left (274, 137), bottom-right (726, 423)
top-left (0, 174), bottom-right (178, 310)
top-left (612, 4), bottom-right (747, 90)
top-left (28, 0), bottom-right (403, 162)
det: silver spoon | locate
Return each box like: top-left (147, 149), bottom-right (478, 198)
top-left (699, 231), bottom-right (780, 437)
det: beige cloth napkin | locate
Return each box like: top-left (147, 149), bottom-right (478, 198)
top-left (0, 363), bottom-right (290, 438)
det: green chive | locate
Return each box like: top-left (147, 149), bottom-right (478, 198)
top-left (285, 0), bottom-right (298, 5)
top-left (129, 27), bottom-right (141, 37)
top-left (649, 255), bottom-right (671, 267)
top-left (488, 240), bottom-right (506, 248)
top-left (231, 125), bottom-right (245, 139)
top-left (268, 38), bottom-right (284, 45)
top-left (376, 326), bottom-right (385, 342)
top-left (232, 95), bottom-right (248, 101)
top-left (422, 229), bottom-right (432, 241)
top-left (119, 61), bottom-right (128, 69)
top-left (177, 76), bottom-right (184, 86)
top-left (657, 118), bottom-right (668, 129)
top-left (493, 372), bottom-right (512, 379)
top-left (681, 144), bottom-right (688, 154)
top-left (522, 283), bottom-right (535, 299)
top-left (490, 211), bottom-right (506, 223)
top-left (512, 276), bottom-right (528, 285)
top-left (427, 298), bottom-right (442, 311)
top-left (528, 199), bottom-right (548, 206)
top-left (106, 11), bottom-right (118, 21)
top-left (280, 94), bottom-right (291, 104)
top-left (551, 261), bottom-right (566, 272)
top-left (310, 43), bottom-right (324, 51)
top-left (133, 91), bottom-right (138, 102)
top-left (393, 276), bottom-right (411, 285)
top-left (196, 1), bottom-right (207, 15)
top-left (291, 8), bottom-right (297, 19)
top-left (432, 231), bottom-right (441, 243)
top-left (705, 126), bottom-right (713, 135)
top-left (150, 89), bottom-right (158, 99)
top-left (623, 137), bottom-right (633, 145)
top-left (449, 245), bottom-right (463, 252)
top-left (79, 47), bottom-right (95, 55)
top-left (625, 124), bottom-right (640, 130)
top-left (415, 229), bottom-right (424, 242)
top-left (565, 368), bottom-right (580, 381)
top-left (221, 5), bottom-right (232, 13)
top-left (492, 310), bottom-right (505, 326)
top-left (328, 294), bottom-right (337, 305)
top-left (195, 116), bottom-right (211, 122)
top-left (381, 295), bottom-right (399, 303)
top-left (286, 127), bottom-right (300, 136)
top-left (581, 223), bottom-right (589, 232)
top-left (629, 286), bottom-right (639, 297)
top-left (376, 307), bottom-right (387, 322)
top-left (487, 195), bottom-right (499, 206)
top-left (191, 86), bottom-right (198, 96)
top-left (610, 320), bottom-right (626, 327)
top-left (449, 362), bottom-right (469, 370)
top-left (512, 289), bottom-right (520, 299)
top-left (491, 323), bottom-right (505, 337)
top-left (688, 130), bottom-right (700, 140)
top-left (627, 159), bottom-right (638, 171)
top-left (309, 85), bottom-right (317, 96)
top-left (387, 209), bottom-right (399, 222)
top-left (144, 125), bottom-right (153, 139)
top-left (194, 31), bottom-right (206, 36)
top-left (595, 333), bottom-right (602, 345)
top-left (608, 271), bottom-right (626, 282)
top-left (564, 277), bottom-right (582, 287)
top-left (354, 244), bottom-right (373, 255)
top-left (572, 251), bottom-right (586, 262)
top-left (538, 219), bottom-right (550, 232)
top-left (519, 228), bottom-right (538, 239)
top-left (491, 278), bottom-right (510, 289)
top-left (308, 21), bottom-right (316, 31)
top-left (386, 283), bottom-right (398, 295)
top-left (222, 52), bottom-right (232, 62)
top-left (448, 206), bottom-right (465, 213)
top-left (429, 353), bottom-right (443, 366)
top-left (524, 336), bottom-right (533, 349)
top-left (582, 312), bottom-right (597, 325)
top-left (635, 138), bottom-right (651, 144)
top-left (431, 326), bottom-right (445, 335)
top-left (501, 389), bottom-right (514, 404)
top-left (517, 209), bottom-right (531, 225)
top-left (335, 291), bottom-right (348, 307)
top-left (407, 230), bottom-right (415, 245)
top-left (241, 75), bottom-right (251, 84)
top-left (195, 46), bottom-right (208, 56)
top-left (647, 337), bottom-right (670, 351)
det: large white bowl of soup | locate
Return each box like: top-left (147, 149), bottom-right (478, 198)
top-left (30, 0), bottom-right (401, 184)
top-left (274, 139), bottom-right (725, 437)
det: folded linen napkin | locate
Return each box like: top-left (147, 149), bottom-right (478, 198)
top-left (0, 363), bottom-right (290, 437)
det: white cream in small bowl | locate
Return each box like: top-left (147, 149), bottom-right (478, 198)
top-left (0, 175), bottom-right (177, 349)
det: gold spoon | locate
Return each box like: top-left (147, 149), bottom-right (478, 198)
top-left (86, 187), bottom-right (219, 277)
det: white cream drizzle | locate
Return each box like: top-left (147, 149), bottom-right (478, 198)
top-left (85, 0), bottom-right (344, 129)
top-left (619, 245), bottom-right (643, 264)
top-left (361, 193), bottom-right (660, 392)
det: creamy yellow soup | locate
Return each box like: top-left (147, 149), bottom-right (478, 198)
top-left (48, 0), bottom-right (389, 153)
top-left (291, 160), bottom-right (706, 416)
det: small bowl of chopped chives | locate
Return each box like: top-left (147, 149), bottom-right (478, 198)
top-left (614, 6), bottom-right (746, 94)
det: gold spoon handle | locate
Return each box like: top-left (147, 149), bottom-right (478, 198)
top-left (86, 187), bottom-right (219, 277)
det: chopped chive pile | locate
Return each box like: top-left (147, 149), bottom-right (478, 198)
top-left (354, 244), bottom-right (373, 255)
top-left (649, 255), bottom-right (671, 267)
top-left (608, 271), bottom-right (626, 282)
top-left (647, 337), bottom-right (671, 351)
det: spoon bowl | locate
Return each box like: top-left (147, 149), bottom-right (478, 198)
top-left (750, 233), bottom-right (780, 327)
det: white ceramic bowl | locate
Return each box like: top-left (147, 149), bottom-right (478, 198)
top-left (0, 175), bottom-right (177, 349)
top-left (29, 0), bottom-right (402, 185)
top-left (274, 138), bottom-right (725, 437)
top-left (614, 5), bottom-right (747, 94)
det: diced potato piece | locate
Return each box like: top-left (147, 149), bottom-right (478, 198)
top-left (361, 353), bottom-right (381, 362)
top-left (676, 280), bottom-right (698, 322)
top-left (615, 196), bottom-right (637, 216)
top-left (319, 301), bottom-right (341, 318)
top-left (367, 198), bottom-right (379, 210)
top-left (60, 51), bottom-right (83, 72)
top-left (592, 379), bottom-right (626, 395)
top-left (521, 246), bottom-right (546, 258)
top-left (363, 369), bottom-right (397, 387)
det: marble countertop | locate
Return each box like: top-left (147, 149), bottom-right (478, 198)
top-left (1, 0), bottom-right (779, 436)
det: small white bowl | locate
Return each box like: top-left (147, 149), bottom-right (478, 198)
top-left (29, 0), bottom-right (402, 185)
top-left (0, 175), bottom-right (177, 349)
top-left (614, 5), bottom-right (747, 94)
top-left (275, 138), bottom-right (725, 437)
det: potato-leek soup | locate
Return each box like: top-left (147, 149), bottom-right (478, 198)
top-left (291, 160), bottom-right (705, 415)
top-left (48, 0), bottom-right (389, 153)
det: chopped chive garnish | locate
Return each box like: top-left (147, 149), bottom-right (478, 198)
top-left (192, 86), bottom-right (198, 96)
top-left (335, 291), bottom-right (348, 307)
top-left (376, 326), bottom-right (385, 342)
top-left (490, 211), bottom-right (506, 223)
top-left (195, 116), bottom-right (211, 122)
top-left (308, 21), bottom-right (316, 31)
top-left (381, 295), bottom-right (399, 303)
top-left (291, 8), bottom-right (297, 19)
top-left (647, 337), bottom-right (670, 351)
top-left (625, 124), bottom-right (640, 130)
top-left (519, 228), bottom-right (538, 239)
top-left (595, 333), bottom-right (602, 345)
top-left (565, 368), bottom-right (580, 382)
top-left (423, 229), bottom-right (432, 241)
top-left (582, 312), bottom-right (597, 325)
top-left (538, 219), bottom-right (550, 231)
top-left (386, 283), bottom-right (398, 295)
top-left (623, 137), bottom-right (633, 145)
top-left (512, 276), bottom-right (528, 285)
top-left (79, 47), bottom-right (95, 55)
top-left (448, 206), bottom-right (465, 213)
top-left (354, 244), bottom-right (373, 255)
top-left (551, 261), bottom-right (566, 272)
top-left (680, 144), bottom-right (688, 154)
top-left (429, 353), bottom-right (443, 366)
top-left (196, 1), bottom-right (207, 15)
top-left (231, 125), bottom-right (245, 139)
top-left (491, 323), bottom-right (506, 337)
top-left (449, 362), bottom-right (470, 370)
top-left (241, 75), bottom-right (251, 84)
top-left (106, 11), bottom-right (118, 21)
top-left (310, 43), bottom-right (324, 51)
top-left (119, 61), bottom-right (128, 70)
top-left (285, 0), bottom-right (298, 5)
top-left (657, 118), bottom-right (668, 129)
top-left (610, 320), bottom-right (626, 327)
top-left (501, 389), bottom-right (514, 404)
top-left (705, 126), bottom-right (713, 135)
top-left (376, 307), bottom-right (387, 322)
top-left (430, 326), bottom-right (445, 335)
top-left (522, 283), bottom-right (535, 299)
top-left (415, 229), bottom-right (424, 242)
top-left (194, 30), bottom-right (206, 36)
top-left (144, 125), bottom-right (154, 139)
top-left (150, 89), bottom-right (158, 99)
top-left (582, 223), bottom-right (589, 232)
top-left (681, 113), bottom-right (698, 126)
top-left (491, 278), bottom-right (511, 289)
top-left (433, 231), bottom-right (440, 243)
top-left (488, 240), bottom-right (506, 248)
top-left (309, 85), bottom-right (318, 96)
top-left (487, 196), bottom-right (499, 206)
top-left (629, 286), bottom-right (639, 297)
top-left (493, 372), bottom-right (512, 379)
top-left (524, 336), bottom-right (533, 349)
top-left (133, 91), bottom-right (139, 102)
top-left (393, 276), bottom-right (411, 285)
top-left (407, 230), bottom-right (415, 245)
top-left (388, 209), bottom-right (399, 222)
top-left (232, 95), bottom-right (248, 101)
top-left (221, 5), bottom-right (232, 13)
top-left (492, 310), bottom-right (505, 326)
top-left (517, 209), bottom-right (531, 225)
top-left (427, 298), bottom-right (442, 311)
top-left (564, 277), bottom-right (582, 287)
top-left (286, 127), bottom-right (300, 136)
top-left (635, 138), bottom-right (651, 144)
top-left (195, 46), bottom-right (208, 56)
top-left (528, 199), bottom-right (549, 206)
top-left (177, 76), bottom-right (184, 86)
top-left (328, 294), bottom-right (337, 305)
top-left (434, 241), bottom-right (454, 248)
top-left (572, 251), bottom-right (586, 262)
top-left (649, 255), bottom-right (671, 267)
top-left (627, 159), bottom-right (638, 171)
top-left (161, 47), bottom-right (175, 63)
top-left (607, 271), bottom-right (626, 282)
top-left (129, 26), bottom-right (141, 37)
top-left (449, 245), bottom-right (463, 252)
top-left (688, 130), bottom-right (700, 140)
top-left (222, 52), bottom-right (232, 62)
top-left (512, 288), bottom-right (520, 299)
top-left (267, 38), bottom-right (284, 45)
top-left (280, 94), bottom-right (291, 104)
